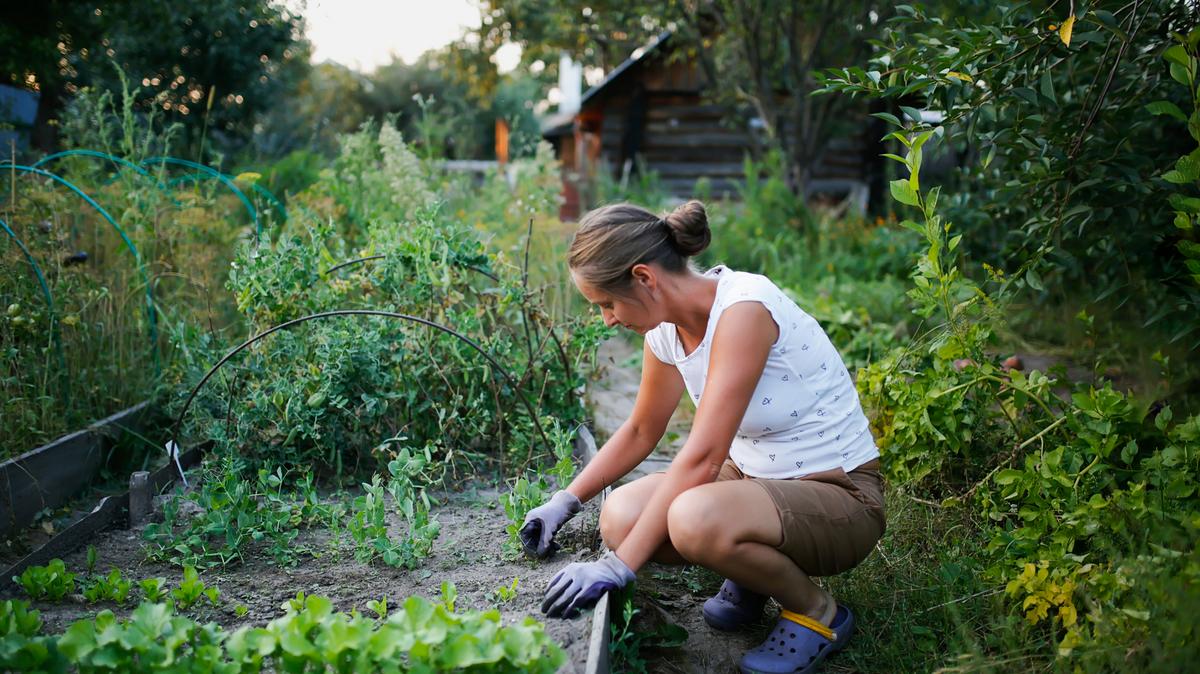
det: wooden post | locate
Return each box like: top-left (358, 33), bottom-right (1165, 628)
top-left (128, 471), bottom-right (151, 528)
top-left (495, 118), bottom-right (510, 166)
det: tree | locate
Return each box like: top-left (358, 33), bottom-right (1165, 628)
top-left (0, 0), bottom-right (308, 154)
top-left (817, 1), bottom-right (1200, 345)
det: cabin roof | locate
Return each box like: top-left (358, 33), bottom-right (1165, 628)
top-left (579, 30), bottom-right (673, 107)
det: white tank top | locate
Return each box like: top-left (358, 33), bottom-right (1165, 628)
top-left (644, 265), bottom-right (879, 478)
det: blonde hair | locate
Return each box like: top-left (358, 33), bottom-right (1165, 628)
top-left (568, 200), bottom-right (710, 294)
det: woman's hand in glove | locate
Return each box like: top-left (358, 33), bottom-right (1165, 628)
top-left (519, 489), bottom-right (582, 558)
top-left (541, 550), bottom-right (636, 618)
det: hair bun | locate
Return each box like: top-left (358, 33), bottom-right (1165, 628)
top-left (662, 200), bottom-right (710, 257)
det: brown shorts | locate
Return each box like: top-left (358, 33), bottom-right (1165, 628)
top-left (716, 458), bottom-right (886, 577)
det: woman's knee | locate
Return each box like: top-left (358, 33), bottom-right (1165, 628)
top-left (666, 487), bottom-right (727, 562)
top-left (598, 484), bottom-right (642, 549)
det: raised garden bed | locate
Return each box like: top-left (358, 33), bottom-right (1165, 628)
top-left (0, 418), bottom-right (616, 672)
top-left (1, 401), bottom-right (160, 540)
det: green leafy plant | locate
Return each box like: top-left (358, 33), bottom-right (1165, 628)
top-left (15, 559), bottom-right (76, 601)
top-left (143, 458), bottom-right (338, 569)
top-left (366, 597), bottom-right (388, 621)
top-left (344, 446), bottom-right (440, 570)
top-left (489, 577), bottom-right (520, 604)
top-left (81, 568), bottom-right (132, 605)
top-left (502, 474), bottom-right (553, 556)
top-left (853, 97), bottom-right (1200, 663)
top-left (0, 600), bottom-right (57, 673)
top-left (170, 566), bottom-right (220, 610)
top-left (609, 589), bottom-right (688, 674)
top-left (1151, 30), bottom-right (1200, 302)
top-left (138, 577), bottom-right (169, 603)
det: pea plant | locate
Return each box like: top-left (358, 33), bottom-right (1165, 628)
top-left (143, 458), bottom-right (338, 569)
top-left (339, 442), bottom-right (439, 569)
top-left (502, 422), bottom-right (578, 555)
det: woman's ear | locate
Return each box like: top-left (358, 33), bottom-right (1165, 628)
top-left (630, 263), bottom-right (656, 292)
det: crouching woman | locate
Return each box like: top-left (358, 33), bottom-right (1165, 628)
top-left (521, 201), bottom-right (886, 674)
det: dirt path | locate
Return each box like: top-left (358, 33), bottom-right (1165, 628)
top-left (586, 336), bottom-right (772, 673)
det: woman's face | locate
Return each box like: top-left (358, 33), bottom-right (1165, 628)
top-left (571, 270), bottom-right (658, 334)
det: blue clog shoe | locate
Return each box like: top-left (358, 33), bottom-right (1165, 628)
top-left (738, 605), bottom-right (855, 674)
top-left (703, 578), bottom-right (768, 631)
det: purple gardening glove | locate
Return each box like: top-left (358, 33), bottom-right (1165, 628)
top-left (519, 490), bottom-right (582, 558)
top-left (541, 550), bottom-right (636, 619)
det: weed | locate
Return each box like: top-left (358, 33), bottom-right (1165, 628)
top-left (609, 588), bottom-right (688, 674)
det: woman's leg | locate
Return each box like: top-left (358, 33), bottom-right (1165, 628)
top-left (666, 481), bottom-right (835, 623)
top-left (599, 473), bottom-right (690, 564)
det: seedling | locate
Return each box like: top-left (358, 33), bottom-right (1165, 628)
top-left (170, 566), bottom-right (220, 610)
top-left (366, 597), bottom-right (388, 620)
top-left (15, 559), bottom-right (76, 601)
top-left (139, 577), bottom-right (168, 603)
top-left (81, 568), bottom-right (132, 605)
top-left (489, 577), bottom-right (520, 604)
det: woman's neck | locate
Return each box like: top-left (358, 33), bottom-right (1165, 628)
top-left (661, 270), bottom-right (720, 341)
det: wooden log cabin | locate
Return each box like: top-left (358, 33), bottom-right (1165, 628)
top-left (542, 31), bottom-right (879, 221)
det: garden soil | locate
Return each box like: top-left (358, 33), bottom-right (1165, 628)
top-left (3, 486), bottom-right (602, 673)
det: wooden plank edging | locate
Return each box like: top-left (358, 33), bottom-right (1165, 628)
top-left (576, 424), bottom-right (613, 674)
top-left (0, 444), bottom-right (203, 592)
top-left (0, 401), bottom-right (154, 538)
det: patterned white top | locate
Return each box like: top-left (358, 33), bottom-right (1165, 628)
top-left (644, 265), bottom-right (879, 478)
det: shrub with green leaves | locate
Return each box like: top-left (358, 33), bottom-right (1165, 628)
top-left (174, 205), bottom-right (600, 480)
top-left (855, 125), bottom-right (1200, 662)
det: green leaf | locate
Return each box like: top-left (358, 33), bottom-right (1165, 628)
top-left (1039, 70), bottom-right (1055, 103)
top-left (899, 105), bottom-right (923, 123)
top-left (1178, 152), bottom-right (1200, 181)
top-left (889, 179), bottom-right (921, 207)
top-left (1026, 268), bottom-right (1045, 291)
top-left (982, 144), bottom-right (997, 169)
top-left (1145, 100), bottom-right (1187, 122)
top-left (870, 112), bottom-right (903, 127)
top-left (1164, 44), bottom-right (1190, 68)
top-left (1170, 62), bottom-right (1191, 87)
top-left (1163, 170), bottom-right (1190, 184)
top-left (1169, 194), bottom-right (1200, 213)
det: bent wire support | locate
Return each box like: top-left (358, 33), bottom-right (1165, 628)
top-left (0, 164), bottom-right (159, 368)
top-left (0, 217), bottom-right (69, 404)
top-left (141, 156), bottom-right (262, 243)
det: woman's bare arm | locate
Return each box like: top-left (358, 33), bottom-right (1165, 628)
top-left (613, 302), bottom-right (777, 571)
top-left (565, 340), bottom-right (686, 503)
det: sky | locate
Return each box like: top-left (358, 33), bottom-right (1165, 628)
top-left (294, 0), bottom-right (520, 73)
